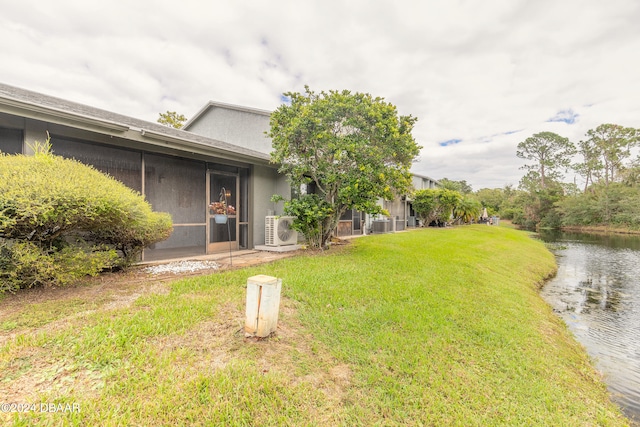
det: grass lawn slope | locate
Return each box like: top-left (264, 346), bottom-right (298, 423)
top-left (0, 226), bottom-right (629, 426)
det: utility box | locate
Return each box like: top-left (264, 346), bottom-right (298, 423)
top-left (372, 219), bottom-right (391, 233)
top-left (245, 275), bottom-right (282, 337)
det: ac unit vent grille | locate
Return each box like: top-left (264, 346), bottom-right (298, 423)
top-left (265, 216), bottom-right (297, 246)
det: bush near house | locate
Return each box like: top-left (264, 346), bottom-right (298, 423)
top-left (0, 144), bottom-right (172, 293)
top-left (271, 194), bottom-right (333, 248)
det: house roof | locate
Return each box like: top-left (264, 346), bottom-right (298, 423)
top-left (183, 100), bottom-right (271, 130)
top-left (412, 173), bottom-right (440, 185)
top-left (0, 83), bottom-right (271, 164)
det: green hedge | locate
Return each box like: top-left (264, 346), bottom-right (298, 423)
top-left (0, 148), bottom-right (172, 292)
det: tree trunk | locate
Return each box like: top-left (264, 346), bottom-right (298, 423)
top-left (320, 208), bottom-right (347, 249)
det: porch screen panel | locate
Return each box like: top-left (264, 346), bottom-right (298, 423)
top-left (144, 154), bottom-right (206, 224)
top-left (0, 127), bottom-right (23, 154)
top-left (353, 211), bottom-right (362, 230)
top-left (145, 225), bottom-right (206, 260)
top-left (210, 218), bottom-right (236, 242)
top-left (144, 154), bottom-right (207, 258)
top-left (239, 168), bottom-right (249, 223)
top-left (239, 168), bottom-right (249, 249)
top-left (340, 210), bottom-right (353, 220)
top-left (50, 137), bottom-right (142, 192)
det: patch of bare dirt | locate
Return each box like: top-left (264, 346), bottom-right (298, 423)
top-left (0, 269), bottom-right (174, 349)
top-left (150, 297), bottom-right (353, 412)
top-left (0, 245), bottom-right (343, 322)
top-left (1, 347), bottom-right (105, 404)
top-left (0, 245), bottom-right (354, 417)
top-left (0, 267), bottom-right (167, 318)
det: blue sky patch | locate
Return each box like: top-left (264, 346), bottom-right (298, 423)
top-left (547, 109), bottom-right (579, 124)
top-left (280, 94), bottom-right (291, 105)
top-left (439, 138), bottom-right (462, 147)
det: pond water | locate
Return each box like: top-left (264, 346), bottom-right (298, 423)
top-left (538, 231), bottom-right (640, 422)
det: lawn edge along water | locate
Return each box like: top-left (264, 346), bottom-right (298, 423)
top-left (2, 226), bottom-right (630, 426)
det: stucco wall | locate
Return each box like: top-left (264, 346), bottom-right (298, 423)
top-left (384, 198), bottom-right (407, 220)
top-left (251, 164), bottom-right (291, 246)
top-left (412, 175), bottom-right (439, 190)
top-left (187, 107), bottom-right (273, 155)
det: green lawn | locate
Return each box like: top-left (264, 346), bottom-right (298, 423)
top-left (0, 226), bottom-right (629, 426)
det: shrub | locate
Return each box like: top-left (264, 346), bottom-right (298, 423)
top-left (271, 194), bottom-right (333, 248)
top-left (0, 146), bottom-right (172, 291)
top-left (0, 240), bottom-right (119, 293)
top-left (412, 188), bottom-right (461, 225)
top-left (499, 207), bottom-right (521, 221)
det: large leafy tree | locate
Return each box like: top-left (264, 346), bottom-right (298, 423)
top-left (439, 178), bottom-right (473, 194)
top-left (620, 159), bottom-right (640, 187)
top-left (269, 86), bottom-right (421, 248)
top-left (579, 124), bottom-right (639, 187)
top-left (574, 138), bottom-right (602, 192)
top-left (475, 187), bottom-right (505, 215)
top-left (514, 131), bottom-right (575, 230)
top-left (516, 131), bottom-right (576, 189)
top-left (560, 124), bottom-right (640, 229)
top-left (157, 111), bottom-right (187, 129)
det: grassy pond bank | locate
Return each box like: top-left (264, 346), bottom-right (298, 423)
top-left (0, 226), bottom-right (630, 425)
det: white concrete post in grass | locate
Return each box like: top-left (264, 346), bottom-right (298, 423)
top-left (245, 275), bottom-right (282, 337)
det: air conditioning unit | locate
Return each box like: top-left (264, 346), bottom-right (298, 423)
top-left (265, 216), bottom-right (298, 246)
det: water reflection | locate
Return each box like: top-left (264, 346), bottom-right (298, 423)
top-left (539, 231), bottom-right (640, 423)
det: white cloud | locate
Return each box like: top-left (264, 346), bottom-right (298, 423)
top-left (1, 0), bottom-right (639, 190)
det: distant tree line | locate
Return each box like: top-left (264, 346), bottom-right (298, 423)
top-left (424, 123), bottom-right (639, 232)
top-left (452, 124), bottom-right (640, 229)
top-left (511, 124), bottom-right (640, 230)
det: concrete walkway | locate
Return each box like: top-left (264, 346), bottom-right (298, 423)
top-left (139, 249), bottom-right (303, 270)
top-left (138, 232), bottom-right (374, 271)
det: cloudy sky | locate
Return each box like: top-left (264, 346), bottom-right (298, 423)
top-left (1, 0), bottom-right (639, 189)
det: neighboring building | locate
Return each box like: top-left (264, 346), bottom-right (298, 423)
top-left (411, 174), bottom-right (440, 191)
top-left (372, 173), bottom-right (441, 231)
top-left (0, 83), bottom-right (289, 261)
top-left (406, 174), bottom-right (441, 227)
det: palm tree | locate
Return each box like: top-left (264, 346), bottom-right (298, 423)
top-left (454, 196), bottom-right (482, 224)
